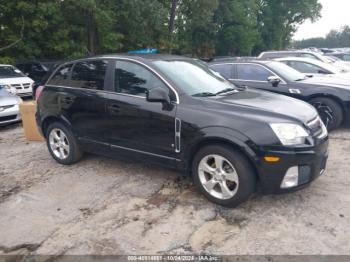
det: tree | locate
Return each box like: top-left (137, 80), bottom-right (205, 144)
top-left (176, 0), bottom-right (219, 57)
top-left (256, 0), bottom-right (322, 52)
top-left (215, 0), bottom-right (260, 56)
top-left (293, 26), bottom-right (350, 49)
top-left (0, 0), bottom-right (323, 62)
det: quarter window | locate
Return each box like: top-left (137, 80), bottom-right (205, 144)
top-left (47, 64), bottom-right (72, 86)
top-left (210, 64), bottom-right (233, 79)
top-left (70, 60), bottom-right (108, 90)
top-left (236, 64), bottom-right (273, 81)
top-left (114, 61), bottom-right (169, 97)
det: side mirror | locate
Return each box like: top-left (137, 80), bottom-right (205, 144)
top-left (146, 87), bottom-right (171, 104)
top-left (267, 76), bottom-right (281, 87)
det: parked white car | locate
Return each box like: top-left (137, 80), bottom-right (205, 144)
top-left (275, 57), bottom-right (350, 79)
top-left (0, 87), bottom-right (22, 126)
top-left (0, 65), bottom-right (34, 97)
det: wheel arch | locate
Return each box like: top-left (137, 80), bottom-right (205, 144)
top-left (307, 94), bottom-right (346, 115)
top-left (185, 136), bottom-right (260, 182)
top-left (41, 115), bottom-right (73, 137)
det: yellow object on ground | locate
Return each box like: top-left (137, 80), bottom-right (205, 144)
top-left (19, 101), bottom-right (45, 141)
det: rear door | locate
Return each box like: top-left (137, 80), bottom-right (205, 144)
top-left (103, 59), bottom-right (178, 166)
top-left (47, 59), bottom-right (110, 152)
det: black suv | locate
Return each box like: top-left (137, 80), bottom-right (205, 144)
top-left (36, 54), bottom-right (328, 207)
top-left (209, 59), bottom-right (350, 130)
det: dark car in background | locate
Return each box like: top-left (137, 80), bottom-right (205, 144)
top-left (36, 54), bottom-right (328, 207)
top-left (209, 59), bottom-right (350, 130)
top-left (326, 52), bottom-right (350, 62)
top-left (15, 60), bottom-right (60, 83)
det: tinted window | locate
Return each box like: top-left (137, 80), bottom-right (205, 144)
top-left (288, 61), bottom-right (327, 74)
top-left (47, 64), bottom-right (72, 86)
top-left (236, 64), bottom-right (273, 81)
top-left (261, 52), bottom-right (292, 59)
top-left (114, 61), bottom-right (168, 97)
top-left (210, 64), bottom-right (233, 79)
top-left (343, 54), bottom-right (350, 61)
top-left (70, 60), bottom-right (107, 90)
top-left (300, 53), bottom-right (318, 60)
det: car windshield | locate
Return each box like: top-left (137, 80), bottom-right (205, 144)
top-left (0, 66), bottom-right (25, 78)
top-left (153, 60), bottom-right (237, 96)
top-left (267, 61), bottom-right (307, 81)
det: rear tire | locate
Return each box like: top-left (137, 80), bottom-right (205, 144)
top-left (46, 122), bottom-right (83, 165)
top-left (310, 97), bottom-right (343, 131)
top-left (192, 145), bottom-right (256, 207)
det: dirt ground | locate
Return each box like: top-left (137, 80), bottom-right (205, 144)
top-left (0, 123), bottom-right (349, 256)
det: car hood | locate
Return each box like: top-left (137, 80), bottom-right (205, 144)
top-left (0, 89), bottom-right (21, 106)
top-left (208, 88), bottom-right (317, 124)
top-left (0, 76), bottom-right (34, 85)
top-left (300, 76), bottom-right (350, 89)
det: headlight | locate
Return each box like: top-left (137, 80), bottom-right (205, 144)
top-left (270, 123), bottom-right (309, 146)
top-left (0, 84), bottom-right (17, 94)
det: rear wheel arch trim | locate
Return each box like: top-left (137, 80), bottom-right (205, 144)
top-left (42, 115), bottom-right (73, 137)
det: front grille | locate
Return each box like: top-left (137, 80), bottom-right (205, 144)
top-left (0, 115), bottom-right (17, 122)
top-left (23, 83), bottom-right (31, 89)
top-left (307, 117), bottom-right (327, 138)
top-left (11, 84), bottom-right (22, 90)
top-left (10, 83), bottom-right (31, 90)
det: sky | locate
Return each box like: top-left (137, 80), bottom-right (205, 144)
top-left (293, 0), bottom-right (350, 40)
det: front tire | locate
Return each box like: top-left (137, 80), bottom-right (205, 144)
top-left (192, 145), bottom-right (256, 207)
top-left (310, 97), bottom-right (343, 131)
top-left (46, 122), bottom-right (83, 165)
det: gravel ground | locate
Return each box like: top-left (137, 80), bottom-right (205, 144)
top-left (0, 123), bottom-right (349, 256)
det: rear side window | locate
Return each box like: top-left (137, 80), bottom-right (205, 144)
top-left (47, 64), bottom-right (72, 86)
top-left (114, 61), bottom-right (169, 97)
top-left (210, 64), bottom-right (233, 79)
top-left (236, 64), bottom-right (273, 81)
top-left (70, 60), bottom-right (108, 90)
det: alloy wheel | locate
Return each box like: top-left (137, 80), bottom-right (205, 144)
top-left (49, 128), bottom-right (70, 160)
top-left (198, 154), bottom-right (239, 200)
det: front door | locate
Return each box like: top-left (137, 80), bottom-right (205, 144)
top-left (104, 60), bottom-right (178, 166)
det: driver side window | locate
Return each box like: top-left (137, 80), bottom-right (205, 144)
top-left (114, 61), bottom-right (169, 98)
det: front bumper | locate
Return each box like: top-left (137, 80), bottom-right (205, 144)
top-left (256, 138), bottom-right (329, 194)
top-left (0, 105), bottom-right (21, 126)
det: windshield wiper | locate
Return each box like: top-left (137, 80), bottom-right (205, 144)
top-left (295, 77), bottom-right (307, 81)
top-left (215, 87), bottom-right (237, 95)
top-left (192, 92), bottom-right (216, 97)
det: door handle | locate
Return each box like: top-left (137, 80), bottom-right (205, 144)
top-left (61, 96), bottom-right (73, 104)
top-left (108, 104), bottom-right (120, 113)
